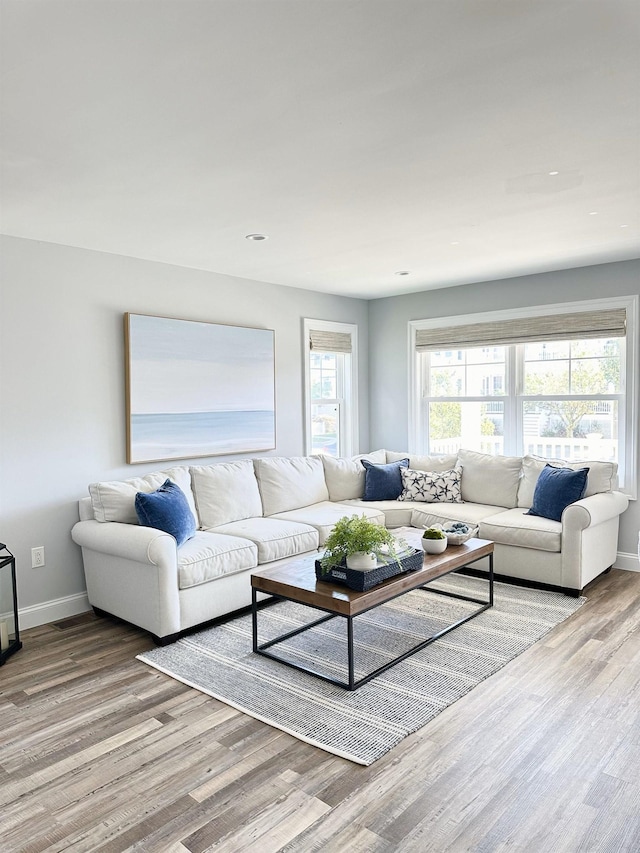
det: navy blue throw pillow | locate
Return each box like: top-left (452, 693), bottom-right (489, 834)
top-left (135, 479), bottom-right (196, 546)
top-left (526, 464), bottom-right (589, 522)
top-left (361, 458), bottom-right (409, 501)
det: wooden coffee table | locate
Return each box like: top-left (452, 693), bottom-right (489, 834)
top-left (251, 536), bottom-right (494, 690)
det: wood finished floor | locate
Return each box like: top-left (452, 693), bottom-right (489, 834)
top-left (1, 568), bottom-right (639, 852)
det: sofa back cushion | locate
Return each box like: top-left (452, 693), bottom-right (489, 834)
top-left (191, 460), bottom-right (263, 528)
top-left (517, 455), bottom-right (617, 507)
top-left (89, 466), bottom-right (198, 525)
top-left (254, 456), bottom-right (329, 515)
top-left (457, 449), bottom-right (522, 509)
top-left (78, 497), bottom-right (94, 521)
top-left (386, 451), bottom-right (458, 472)
top-left (353, 449), bottom-right (387, 464)
top-left (322, 452), bottom-right (386, 501)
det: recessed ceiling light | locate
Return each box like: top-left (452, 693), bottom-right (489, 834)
top-left (245, 233), bottom-right (269, 241)
top-left (588, 211), bottom-right (598, 216)
top-left (450, 241), bottom-right (460, 245)
top-left (620, 224), bottom-right (629, 228)
top-left (394, 270), bottom-right (411, 276)
top-left (548, 171), bottom-right (559, 176)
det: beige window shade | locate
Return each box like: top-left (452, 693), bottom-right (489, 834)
top-left (309, 330), bottom-right (352, 354)
top-left (415, 308), bottom-right (626, 351)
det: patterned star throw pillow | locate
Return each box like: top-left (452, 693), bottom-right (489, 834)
top-left (398, 466), bottom-right (463, 503)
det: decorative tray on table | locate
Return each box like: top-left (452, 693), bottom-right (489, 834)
top-left (315, 548), bottom-right (423, 592)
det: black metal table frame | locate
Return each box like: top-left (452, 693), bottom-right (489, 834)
top-left (251, 551), bottom-right (493, 691)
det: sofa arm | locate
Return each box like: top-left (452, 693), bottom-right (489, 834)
top-left (561, 490), bottom-right (629, 591)
top-left (71, 519), bottom-right (181, 638)
top-left (562, 490), bottom-right (629, 531)
top-left (71, 519), bottom-right (177, 566)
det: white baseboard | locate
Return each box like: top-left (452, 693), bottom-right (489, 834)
top-left (18, 592), bottom-right (91, 630)
top-left (613, 551), bottom-right (640, 573)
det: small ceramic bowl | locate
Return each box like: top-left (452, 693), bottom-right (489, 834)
top-left (443, 524), bottom-right (479, 545)
top-left (421, 537), bottom-right (448, 554)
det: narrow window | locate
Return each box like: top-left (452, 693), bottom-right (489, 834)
top-left (304, 320), bottom-right (358, 458)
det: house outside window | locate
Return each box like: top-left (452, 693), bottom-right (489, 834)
top-left (304, 319), bottom-right (358, 458)
top-left (427, 346), bottom-right (507, 457)
top-left (409, 297), bottom-right (637, 496)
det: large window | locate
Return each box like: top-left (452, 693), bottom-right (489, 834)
top-left (304, 319), bottom-right (358, 458)
top-left (410, 298), bottom-right (637, 496)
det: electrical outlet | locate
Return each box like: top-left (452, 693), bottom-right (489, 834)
top-left (31, 546), bottom-right (45, 568)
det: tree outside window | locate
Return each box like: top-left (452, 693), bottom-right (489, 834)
top-left (427, 348), bottom-right (504, 452)
top-left (523, 339), bottom-right (620, 440)
top-left (423, 337), bottom-right (621, 464)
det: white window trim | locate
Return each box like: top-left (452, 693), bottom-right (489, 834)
top-left (303, 318), bottom-right (359, 457)
top-left (408, 295), bottom-right (638, 498)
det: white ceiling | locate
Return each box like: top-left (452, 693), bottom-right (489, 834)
top-left (1, 0), bottom-right (639, 299)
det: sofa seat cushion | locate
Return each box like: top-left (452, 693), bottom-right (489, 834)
top-left (210, 517), bottom-right (319, 563)
top-left (480, 508), bottom-right (562, 553)
top-left (270, 501), bottom-right (386, 545)
top-left (177, 531), bottom-right (258, 590)
top-left (411, 502), bottom-right (509, 530)
top-left (340, 498), bottom-right (419, 528)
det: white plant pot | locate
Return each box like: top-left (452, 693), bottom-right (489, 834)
top-left (346, 551), bottom-right (378, 570)
top-left (421, 537), bottom-right (448, 554)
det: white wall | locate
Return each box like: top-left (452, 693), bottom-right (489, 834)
top-left (368, 259), bottom-right (640, 562)
top-left (0, 236), bottom-right (370, 625)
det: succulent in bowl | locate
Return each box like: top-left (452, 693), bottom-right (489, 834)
top-left (422, 527), bottom-right (446, 540)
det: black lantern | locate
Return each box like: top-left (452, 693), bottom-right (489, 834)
top-left (0, 543), bottom-right (22, 664)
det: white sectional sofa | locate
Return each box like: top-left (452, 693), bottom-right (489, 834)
top-left (71, 449), bottom-right (629, 643)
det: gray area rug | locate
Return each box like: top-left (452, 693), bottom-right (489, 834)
top-left (137, 574), bottom-right (585, 765)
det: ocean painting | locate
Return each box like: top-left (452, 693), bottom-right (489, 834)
top-left (125, 314), bottom-right (275, 463)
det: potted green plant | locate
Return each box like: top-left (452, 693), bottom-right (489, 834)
top-left (320, 515), bottom-right (399, 573)
top-left (421, 526), bottom-right (448, 554)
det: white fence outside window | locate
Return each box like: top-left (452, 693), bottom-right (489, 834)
top-left (429, 436), bottom-right (618, 462)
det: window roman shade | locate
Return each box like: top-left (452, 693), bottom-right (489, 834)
top-left (415, 308), bottom-right (626, 351)
top-left (309, 329), bottom-right (352, 353)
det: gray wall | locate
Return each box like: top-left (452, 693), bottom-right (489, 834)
top-left (2, 239), bottom-right (637, 627)
top-left (368, 259), bottom-right (640, 558)
top-left (0, 235), bottom-right (370, 622)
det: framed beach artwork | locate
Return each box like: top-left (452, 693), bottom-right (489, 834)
top-left (124, 313), bottom-right (276, 464)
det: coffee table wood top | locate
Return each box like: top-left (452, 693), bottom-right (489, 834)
top-left (251, 537), bottom-right (494, 617)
